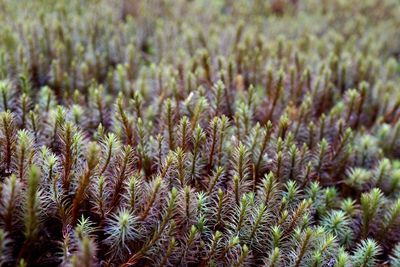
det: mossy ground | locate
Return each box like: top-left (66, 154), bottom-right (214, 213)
top-left (0, 0), bottom-right (400, 266)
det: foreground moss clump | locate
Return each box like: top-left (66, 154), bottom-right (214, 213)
top-left (0, 0), bottom-right (400, 266)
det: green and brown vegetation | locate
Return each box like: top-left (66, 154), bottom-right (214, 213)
top-left (0, 0), bottom-right (400, 266)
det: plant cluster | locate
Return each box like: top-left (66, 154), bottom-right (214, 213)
top-left (0, 0), bottom-right (400, 266)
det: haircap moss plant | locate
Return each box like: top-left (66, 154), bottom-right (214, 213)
top-left (0, 0), bottom-right (400, 266)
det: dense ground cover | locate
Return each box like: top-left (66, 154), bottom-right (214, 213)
top-left (0, 0), bottom-right (400, 266)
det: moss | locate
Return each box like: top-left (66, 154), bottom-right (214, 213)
top-left (0, 0), bottom-right (399, 266)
